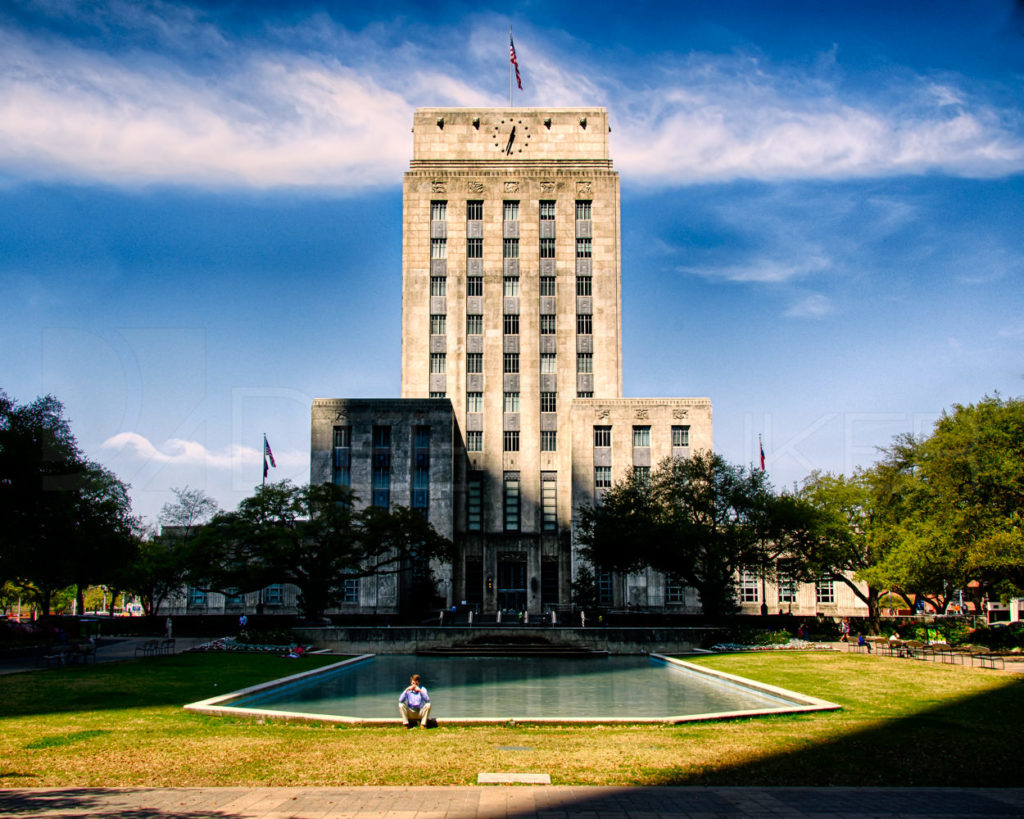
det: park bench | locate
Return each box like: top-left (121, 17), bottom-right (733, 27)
top-left (134, 639), bottom-right (160, 658)
top-left (962, 646), bottom-right (1005, 670)
top-left (927, 642), bottom-right (964, 665)
top-left (159, 638), bottom-right (176, 656)
top-left (71, 642), bottom-right (96, 665)
top-left (40, 644), bottom-right (72, 668)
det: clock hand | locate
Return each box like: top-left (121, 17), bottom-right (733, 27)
top-left (505, 125), bottom-right (516, 155)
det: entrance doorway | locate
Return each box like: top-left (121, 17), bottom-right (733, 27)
top-left (497, 559), bottom-right (527, 612)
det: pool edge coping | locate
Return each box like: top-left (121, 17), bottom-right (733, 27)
top-left (183, 652), bottom-right (841, 726)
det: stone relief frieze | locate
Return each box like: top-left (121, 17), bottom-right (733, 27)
top-left (634, 408), bottom-right (650, 420)
top-left (540, 181), bottom-right (555, 194)
top-left (467, 181), bottom-right (484, 194)
top-left (672, 408), bottom-right (689, 419)
top-left (596, 409), bottom-right (610, 420)
top-left (576, 181), bottom-right (592, 196)
top-left (504, 181), bottom-right (520, 193)
top-left (431, 181), bottom-right (447, 194)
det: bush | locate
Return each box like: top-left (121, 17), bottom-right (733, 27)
top-left (714, 627), bottom-right (792, 647)
top-left (968, 622), bottom-right (1024, 651)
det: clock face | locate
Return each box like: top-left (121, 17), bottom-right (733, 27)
top-left (492, 119), bottom-right (532, 155)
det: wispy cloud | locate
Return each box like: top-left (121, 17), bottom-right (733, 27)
top-left (101, 431), bottom-right (304, 470)
top-left (1, 6), bottom-right (1022, 189)
top-left (680, 254), bottom-right (831, 284)
top-left (784, 293), bottom-right (834, 319)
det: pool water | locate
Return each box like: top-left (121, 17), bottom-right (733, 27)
top-left (229, 654), bottom-right (798, 720)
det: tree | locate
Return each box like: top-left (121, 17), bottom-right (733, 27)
top-left (577, 451), bottom-right (771, 618)
top-left (0, 391), bottom-right (138, 614)
top-left (158, 486), bottom-right (219, 541)
top-left (189, 481), bottom-right (453, 620)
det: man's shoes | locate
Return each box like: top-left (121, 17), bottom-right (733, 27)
top-left (403, 722), bottom-right (412, 729)
top-left (419, 722), bottom-right (427, 729)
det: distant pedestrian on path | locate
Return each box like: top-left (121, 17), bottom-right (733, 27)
top-left (840, 618), bottom-right (850, 642)
top-left (165, 617), bottom-right (173, 639)
top-left (399, 674), bottom-right (431, 729)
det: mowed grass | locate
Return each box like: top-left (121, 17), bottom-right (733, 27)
top-left (1, 651), bottom-right (1021, 787)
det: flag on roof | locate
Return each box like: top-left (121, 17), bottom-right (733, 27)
top-left (263, 434), bottom-right (276, 479)
top-left (510, 32), bottom-right (522, 90)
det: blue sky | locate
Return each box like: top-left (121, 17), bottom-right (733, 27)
top-left (2, 0), bottom-right (1023, 523)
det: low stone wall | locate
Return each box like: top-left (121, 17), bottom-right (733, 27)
top-left (292, 626), bottom-right (725, 655)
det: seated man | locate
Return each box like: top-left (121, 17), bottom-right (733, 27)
top-left (398, 674), bottom-right (431, 729)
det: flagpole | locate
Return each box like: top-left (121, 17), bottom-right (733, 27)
top-left (509, 27), bottom-right (513, 107)
top-left (262, 432), bottom-right (266, 490)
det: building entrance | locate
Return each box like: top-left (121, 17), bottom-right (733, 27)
top-left (497, 560), bottom-right (527, 612)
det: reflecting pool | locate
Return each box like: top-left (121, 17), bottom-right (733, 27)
top-left (228, 654), bottom-right (800, 720)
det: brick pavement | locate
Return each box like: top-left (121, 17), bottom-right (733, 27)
top-left (1, 787), bottom-right (1023, 818)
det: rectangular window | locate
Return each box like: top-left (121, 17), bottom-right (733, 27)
top-left (431, 238), bottom-right (447, 259)
top-left (540, 392), bottom-right (557, 412)
top-left (577, 391), bottom-right (593, 398)
top-left (466, 430), bottom-right (483, 452)
top-left (264, 583), bottom-right (283, 605)
top-left (540, 353), bottom-right (556, 374)
top-left (576, 200), bottom-right (592, 220)
top-left (504, 471), bottom-right (520, 531)
top-left (597, 569), bottom-right (613, 606)
top-left (372, 425), bottom-right (391, 449)
top-left (466, 353), bottom-right (483, 373)
top-left (577, 352), bottom-right (593, 373)
top-left (503, 276), bottom-right (520, 297)
top-left (816, 576), bottom-right (835, 605)
top-left (540, 430), bottom-right (557, 452)
top-left (540, 314), bottom-right (556, 334)
top-left (503, 352), bottom-right (519, 373)
top-left (466, 314), bottom-right (483, 334)
top-left (594, 426), bottom-right (611, 447)
top-left (503, 392), bottom-right (520, 413)
top-left (541, 472), bottom-right (557, 531)
top-left (429, 352), bottom-right (446, 373)
top-left (414, 425), bottom-right (430, 450)
top-left (467, 276), bottom-right (483, 296)
top-left (430, 314), bottom-right (446, 335)
top-left (342, 576), bottom-right (359, 604)
top-left (576, 238), bottom-right (592, 258)
top-left (466, 237), bottom-right (483, 258)
top-left (503, 430), bottom-right (520, 452)
top-left (577, 314), bottom-right (593, 334)
top-left (672, 425), bottom-right (690, 447)
top-left (333, 425), bottom-right (351, 488)
top-left (467, 474), bottom-right (483, 530)
top-left (187, 586), bottom-right (206, 607)
top-left (503, 314), bottom-right (520, 335)
top-left (466, 391), bottom-right (483, 412)
top-left (332, 426), bottom-right (351, 448)
top-left (633, 465), bottom-right (650, 483)
top-left (430, 200), bottom-right (447, 221)
top-left (466, 200), bottom-right (483, 220)
top-left (540, 200), bottom-right (556, 221)
top-left (429, 391), bottom-right (445, 398)
top-left (740, 571), bottom-right (760, 603)
top-left (372, 467), bottom-right (390, 508)
top-left (430, 276), bottom-right (446, 296)
top-left (539, 237), bottom-right (556, 258)
top-left (503, 238), bottom-right (519, 259)
top-left (503, 200), bottom-right (519, 221)
top-left (540, 276), bottom-right (556, 296)
top-left (595, 466), bottom-right (612, 488)
top-left (632, 426), bottom-right (651, 447)
top-left (576, 276), bottom-right (592, 296)
top-left (665, 578), bottom-right (684, 604)
top-left (778, 575), bottom-right (797, 604)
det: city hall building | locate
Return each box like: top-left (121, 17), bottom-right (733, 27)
top-left (309, 108), bottom-right (714, 616)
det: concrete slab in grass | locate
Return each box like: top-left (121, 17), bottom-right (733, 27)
top-left (477, 773), bottom-right (551, 784)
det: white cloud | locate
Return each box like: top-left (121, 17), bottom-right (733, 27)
top-left (679, 254), bottom-right (831, 284)
top-left (1, 10), bottom-right (1022, 189)
top-left (784, 293), bottom-right (834, 319)
top-left (101, 431), bottom-right (304, 470)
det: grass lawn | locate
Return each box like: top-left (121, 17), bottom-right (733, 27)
top-left (0, 651), bottom-right (1021, 787)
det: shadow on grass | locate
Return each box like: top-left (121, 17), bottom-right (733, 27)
top-left (0, 654), bottom-right (341, 719)
top-left (653, 671), bottom-right (1024, 788)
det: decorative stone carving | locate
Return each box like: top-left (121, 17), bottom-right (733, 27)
top-left (504, 181), bottom-right (519, 193)
top-left (577, 181), bottom-right (592, 196)
top-left (334, 411), bottom-right (347, 421)
top-left (540, 181), bottom-right (555, 194)
top-left (468, 181), bottom-right (484, 194)
top-left (634, 408), bottom-right (650, 420)
top-left (596, 409), bottom-right (610, 420)
top-left (672, 408), bottom-right (689, 419)
top-left (431, 181), bottom-right (447, 194)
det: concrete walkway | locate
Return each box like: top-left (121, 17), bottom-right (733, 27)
top-left (1, 786), bottom-right (1023, 818)
top-left (0, 636), bottom-right (208, 675)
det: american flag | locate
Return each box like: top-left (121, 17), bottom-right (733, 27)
top-left (759, 436), bottom-right (766, 472)
top-left (510, 33), bottom-right (522, 90)
top-left (264, 435), bottom-right (276, 468)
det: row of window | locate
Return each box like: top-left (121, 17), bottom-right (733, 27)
top-left (738, 571), bottom-right (837, 604)
top-left (429, 350), bottom-right (594, 375)
top-left (331, 425), bottom-right (432, 514)
top-left (430, 275), bottom-right (590, 298)
top-left (432, 276), bottom-right (593, 298)
top-left (465, 429), bottom-right (558, 453)
top-left (593, 425), bottom-right (690, 448)
top-left (431, 200), bottom-right (592, 222)
top-left (465, 471), bottom-right (559, 533)
top-left (430, 237), bottom-right (592, 260)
